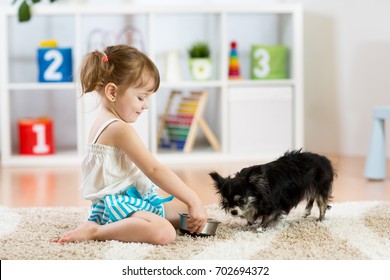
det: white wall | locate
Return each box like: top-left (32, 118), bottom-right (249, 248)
top-left (2, 0), bottom-right (390, 157)
top-left (211, 0), bottom-right (390, 158)
top-left (290, 0), bottom-right (390, 157)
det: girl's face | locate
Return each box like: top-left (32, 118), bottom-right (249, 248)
top-left (111, 84), bottom-right (153, 123)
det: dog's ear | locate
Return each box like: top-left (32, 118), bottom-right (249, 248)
top-left (242, 165), bottom-right (264, 185)
top-left (249, 173), bottom-right (265, 185)
top-left (250, 173), bottom-right (271, 200)
top-left (238, 166), bottom-right (251, 178)
top-left (209, 171), bottom-right (226, 188)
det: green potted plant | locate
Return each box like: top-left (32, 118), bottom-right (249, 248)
top-left (188, 42), bottom-right (212, 81)
top-left (13, 0), bottom-right (59, 22)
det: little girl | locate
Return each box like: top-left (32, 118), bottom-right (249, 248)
top-left (53, 45), bottom-right (208, 245)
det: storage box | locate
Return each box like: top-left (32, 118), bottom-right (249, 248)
top-left (38, 47), bottom-right (73, 82)
top-left (251, 45), bottom-right (288, 79)
top-left (228, 87), bottom-right (292, 155)
top-left (18, 117), bottom-right (55, 155)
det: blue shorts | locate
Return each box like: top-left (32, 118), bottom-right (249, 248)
top-left (87, 186), bottom-right (174, 225)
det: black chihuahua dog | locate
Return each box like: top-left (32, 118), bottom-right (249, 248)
top-left (209, 150), bottom-right (335, 229)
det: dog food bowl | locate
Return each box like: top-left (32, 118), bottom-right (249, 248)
top-left (179, 213), bottom-right (220, 237)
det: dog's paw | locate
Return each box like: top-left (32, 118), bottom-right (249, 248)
top-left (256, 227), bottom-right (266, 233)
top-left (246, 222), bottom-right (264, 232)
top-left (302, 212), bottom-right (310, 219)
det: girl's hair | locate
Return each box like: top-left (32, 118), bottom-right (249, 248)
top-left (80, 45), bottom-right (160, 95)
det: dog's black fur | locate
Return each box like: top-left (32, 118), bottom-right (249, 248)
top-left (209, 150), bottom-right (335, 229)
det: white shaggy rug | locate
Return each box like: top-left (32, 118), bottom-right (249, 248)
top-left (0, 201), bottom-right (389, 260)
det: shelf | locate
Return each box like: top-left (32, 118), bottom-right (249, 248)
top-left (4, 150), bottom-right (81, 167)
top-left (160, 80), bottom-right (223, 88)
top-left (227, 79), bottom-right (295, 87)
top-left (1, 3), bottom-right (303, 167)
top-left (8, 83), bottom-right (76, 90)
top-left (3, 4), bottom-right (302, 16)
top-left (156, 150), bottom-right (281, 165)
top-left (160, 80), bottom-right (295, 88)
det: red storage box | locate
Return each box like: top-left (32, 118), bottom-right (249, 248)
top-left (18, 117), bottom-right (55, 155)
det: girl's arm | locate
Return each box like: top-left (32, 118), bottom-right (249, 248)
top-left (111, 121), bottom-right (208, 233)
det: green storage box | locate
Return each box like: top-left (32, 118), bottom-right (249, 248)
top-left (251, 45), bottom-right (288, 79)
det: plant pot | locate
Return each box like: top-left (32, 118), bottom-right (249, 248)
top-left (189, 58), bottom-right (212, 81)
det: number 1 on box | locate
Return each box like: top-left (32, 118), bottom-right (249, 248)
top-left (32, 124), bottom-right (50, 154)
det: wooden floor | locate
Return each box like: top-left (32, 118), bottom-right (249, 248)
top-left (0, 155), bottom-right (390, 208)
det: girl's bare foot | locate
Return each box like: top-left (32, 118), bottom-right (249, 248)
top-left (52, 221), bottom-right (99, 244)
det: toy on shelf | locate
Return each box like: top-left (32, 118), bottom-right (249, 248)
top-left (18, 117), bottom-right (55, 155)
top-left (251, 44), bottom-right (288, 80)
top-left (37, 39), bottom-right (73, 83)
top-left (228, 41), bottom-right (241, 79)
top-left (188, 42), bottom-right (212, 81)
top-left (157, 90), bottom-right (221, 153)
top-left (164, 50), bottom-right (182, 82)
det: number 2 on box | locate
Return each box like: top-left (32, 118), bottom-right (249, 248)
top-left (43, 49), bottom-right (63, 81)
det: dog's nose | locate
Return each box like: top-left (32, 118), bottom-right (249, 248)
top-left (231, 210), bottom-right (238, 216)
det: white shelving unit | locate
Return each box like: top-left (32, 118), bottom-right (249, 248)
top-left (0, 3), bottom-right (303, 167)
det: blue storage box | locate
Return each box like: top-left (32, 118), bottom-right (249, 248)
top-left (38, 47), bottom-right (73, 82)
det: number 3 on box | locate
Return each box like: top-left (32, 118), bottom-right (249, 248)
top-left (253, 48), bottom-right (270, 78)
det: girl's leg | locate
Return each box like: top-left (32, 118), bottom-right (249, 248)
top-left (53, 211), bottom-right (177, 245)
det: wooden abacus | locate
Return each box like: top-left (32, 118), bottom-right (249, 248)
top-left (157, 90), bottom-right (221, 153)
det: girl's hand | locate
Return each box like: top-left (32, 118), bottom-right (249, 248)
top-left (186, 200), bottom-right (208, 234)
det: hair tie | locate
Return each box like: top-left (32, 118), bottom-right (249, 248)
top-left (102, 52), bottom-right (109, 63)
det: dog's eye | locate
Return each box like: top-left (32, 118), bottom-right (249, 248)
top-left (238, 198), bottom-right (246, 205)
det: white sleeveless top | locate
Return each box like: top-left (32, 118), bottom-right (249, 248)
top-left (80, 118), bottom-right (155, 203)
